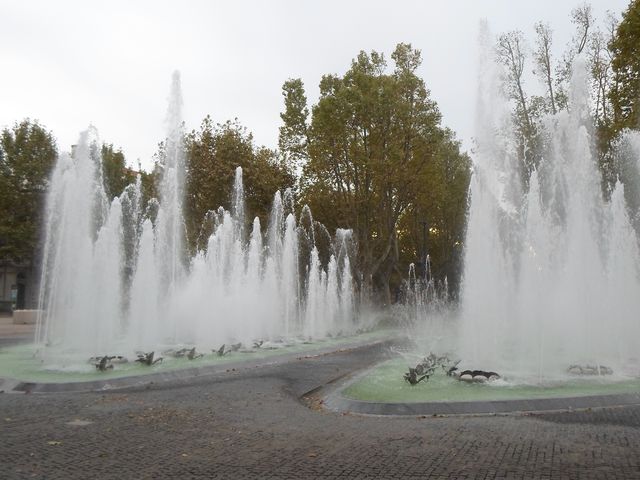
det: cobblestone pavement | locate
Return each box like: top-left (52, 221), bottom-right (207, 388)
top-left (2, 343), bottom-right (640, 479)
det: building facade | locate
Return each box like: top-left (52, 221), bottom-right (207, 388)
top-left (0, 260), bottom-right (36, 313)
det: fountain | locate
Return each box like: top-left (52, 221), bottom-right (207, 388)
top-left (323, 29), bottom-right (640, 414)
top-left (458, 38), bottom-right (640, 381)
top-left (33, 71), bottom-right (359, 364)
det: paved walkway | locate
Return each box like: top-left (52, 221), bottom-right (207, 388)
top-left (0, 315), bottom-right (34, 351)
top-left (2, 341), bottom-right (640, 479)
top-left (0, 315), bottom-right (34, 343)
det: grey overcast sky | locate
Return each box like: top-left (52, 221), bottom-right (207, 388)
top-left (0, 0), bottom-right (631, 170)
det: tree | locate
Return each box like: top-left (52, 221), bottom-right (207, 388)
top-left (0, 120), bottom-right (57, 262)
top-left (504, 5), bottom-right (625, 193)
top-left (288, 44), bottom-right (470, 303)
top-left (496, 31), bottom-right (539, 176)
top-left (589, 14), bottom-right (617, 129)
top-left (572, 3), bottom-right (594, 54)
top-left (101, 143), bottom-right (136, 200)
top-left (533, 22), bottom-right (557, 115)
top-left (184, 117), bottom-right (294, 252)
top-left (397, 132), bottom-right (471, 297)
top-left (555, 3), bottom-right (594, 110)
top-left (135, 163), bottom-right (159, 214)
top-left (279, 79), bottom-right (309, 173)
top-left (610, 0), bottom-right (640, 133)
top-left (588, 12), bottom-right (619, 191)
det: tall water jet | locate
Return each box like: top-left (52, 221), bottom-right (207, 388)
top-left (231, 166), bottom-right (246, 238)
top-left (155, 70), bottom-right (186, 296)
top-left (304, 247), bottom-right (322, 338)
top-left (127, 219), bottom-right (160, 350)
top-left (37, 128), bottom-right (122, 353)
top-left (336, 229), bottom-right (354, 328)
top-left (126, 70), bottom-right (186, 348)
top-left (459, 33), bottom-right (640, 378)
top-left (281, 213), bottom-right (300, 337)
top-left (458, 23), bottom-right (518, 367)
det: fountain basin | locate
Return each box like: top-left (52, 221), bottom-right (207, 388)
top-left (0, 330), bottom-right (392, 392)
top-left (320, 358), bottom-right (640, 415)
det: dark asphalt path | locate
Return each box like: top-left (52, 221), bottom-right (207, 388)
top-left (1, 342), bottom-right (640, 479)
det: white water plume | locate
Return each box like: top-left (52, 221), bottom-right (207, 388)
top-left (36, 74), bottom-right (359, 356)
top-left (459, 41), bottom-right (640, 379)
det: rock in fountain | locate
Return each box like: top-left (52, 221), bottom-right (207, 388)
top-left (459, 31), bottom-right (640, 380)
top-left (36, 71), bottom-right (358, 357)
top-left (403, 353), bottom-right (462, 385)
top-left (135, 352), bottom-right (163, 366)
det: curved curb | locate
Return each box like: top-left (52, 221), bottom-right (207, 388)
top-left (322, 390), bottom-right (640, 416)
top-left (3, 338), bottom-right (396, 394)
